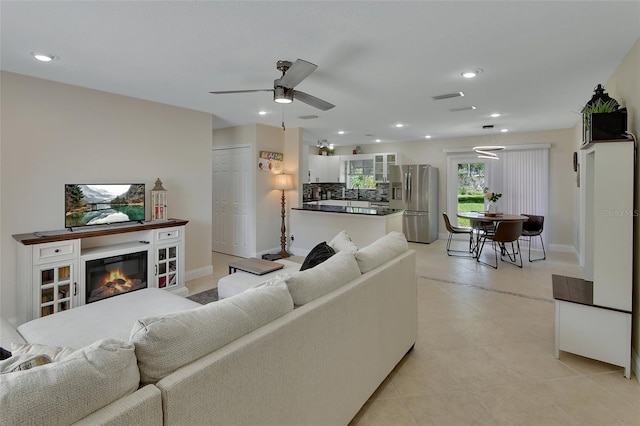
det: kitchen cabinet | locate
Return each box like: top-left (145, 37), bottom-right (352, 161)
top-left (308, 155), bottom-right (341, 183)
top-left (374, 153), bottom-right (398, 182)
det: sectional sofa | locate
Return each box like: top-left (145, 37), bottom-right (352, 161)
top-left (0, 231), bottom-right (417, 426)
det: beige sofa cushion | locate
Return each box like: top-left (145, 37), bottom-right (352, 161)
top-left (131, 279), bottom-right (293, 384)
top-left (355, 231), bottom-right (409, 273)
top-left (0, 338), bottom-right (139, 426)
top-left (281, 250), bottom-right (361, 306)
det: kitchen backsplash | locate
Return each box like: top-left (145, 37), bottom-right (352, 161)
top-left (302, 183), bottom-right (389, 202)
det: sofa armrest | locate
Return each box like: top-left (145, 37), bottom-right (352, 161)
top-left (0, 317), bottom-right (26, 349)
top-left (73, 385), bottom-right (162, 426)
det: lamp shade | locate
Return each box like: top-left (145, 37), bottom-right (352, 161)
top-left (274, 173), bottom-right (294, 190)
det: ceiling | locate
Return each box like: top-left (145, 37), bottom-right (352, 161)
top-left (1, 1), bottom-right (639, 146)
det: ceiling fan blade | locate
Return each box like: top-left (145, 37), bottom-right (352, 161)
top-left (278, 59), bottom-right (318, 88)
top-left (293, 90), bottom-right (335, 111)
top-left (209, 89), bottom-right (273, 94)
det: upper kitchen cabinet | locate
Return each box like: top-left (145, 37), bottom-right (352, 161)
top-left (374, 153), bottom-right (399, 182)
top-left (308, 155), bottom-right (341, 183)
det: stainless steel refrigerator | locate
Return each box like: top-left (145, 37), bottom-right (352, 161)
top-left (389, 165), bottom-right (439, 243)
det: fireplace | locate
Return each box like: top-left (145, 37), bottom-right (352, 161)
top-left (85, 251), bottom-right (148, 304)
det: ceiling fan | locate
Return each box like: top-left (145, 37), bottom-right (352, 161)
top-left (209, 59), bottom-right (335, 111)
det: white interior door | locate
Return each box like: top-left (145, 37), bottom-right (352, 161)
top-left (212, 147), bottom-right (253, 257)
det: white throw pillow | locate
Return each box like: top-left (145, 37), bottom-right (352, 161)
top-left (328, 230), bottom-right (358, 253)
top-left (0, 338), bottom-right (139, 426)
top-left (131, 279), bottom-right (293, 384)
top-left (281, 250), bottom-right (361, 306)
top-left (11, 342), bottom-right (76, 361)
top-left (355, 231), bottom-right (409, 273)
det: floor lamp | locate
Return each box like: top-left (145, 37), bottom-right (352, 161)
top-left (274, 173), bottom-right (294, 258)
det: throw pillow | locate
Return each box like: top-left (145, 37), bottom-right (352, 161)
top-left (328, 230), bottom-right (358, 253)
top-left (0, 353), bottom-right (51, 373)
top-left (0, 338), bottom-right (139, 426)
top-left (300, 241), bottom-right (336, 271)
top-left (11, 342), bottom-right (76, 362)
top-left (281, 250), bottom-right (361, 306)
top-left (131, 278), bottom-right (294, 384)
top-left (0, 347), bottom-right (11, 360)
top-left (355, 231), bottom-right (409, 274)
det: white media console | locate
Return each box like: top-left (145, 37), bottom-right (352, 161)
top-left (13, 219), bottom-right (188, 325)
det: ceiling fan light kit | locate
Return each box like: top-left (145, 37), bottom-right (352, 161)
top-left (274, 87), bottom-right (293, 104)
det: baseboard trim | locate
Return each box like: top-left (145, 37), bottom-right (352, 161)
top-left (633, 348), bottom-right (640, 383)
top-left (185, 265), bottom-right (214, 282)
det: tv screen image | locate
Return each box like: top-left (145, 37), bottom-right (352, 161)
top-left (65, 184), bottom-right (145, 228)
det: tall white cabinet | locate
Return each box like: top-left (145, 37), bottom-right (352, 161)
top-left (553, 140), bottom-right (634, 378)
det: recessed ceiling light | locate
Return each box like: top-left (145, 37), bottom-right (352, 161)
top-left (490, 113), bottom-right (501, 118)
top-left (338, 130), bottom-right (345, 135)
top-left (258, 110), bottom-right (267, 116)
top-left (395, 123), bottom-right (404, 128)
top-left (501, 129), bottom-right (509, 133)
top-left (425, 135), bottom-right (432, 139)
top-left (31, 52), bottom-right (56, 62)
top-left (376, 139), bottom-right (382, 143)
top-left (461, 69), bottom-right (483, 79)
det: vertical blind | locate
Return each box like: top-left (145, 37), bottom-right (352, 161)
top-left (500, 147), bottom-right (549, 248)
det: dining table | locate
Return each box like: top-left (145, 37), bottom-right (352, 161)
top-left (456, 212), bottom-right (530, 258)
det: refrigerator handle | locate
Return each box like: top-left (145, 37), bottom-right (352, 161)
top-left (407, 172), bottom-right (412, 203)
top-left (404, 172), bottom-right (409, 201)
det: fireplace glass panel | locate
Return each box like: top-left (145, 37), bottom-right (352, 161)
top-left (85, 251), bottom-right (148, 304)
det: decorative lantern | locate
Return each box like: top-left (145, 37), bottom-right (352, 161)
top-left (151, 178), bottom-right (167, 221)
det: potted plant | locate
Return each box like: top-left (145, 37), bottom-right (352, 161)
top-left (581, 84), bottom-right (627, 142)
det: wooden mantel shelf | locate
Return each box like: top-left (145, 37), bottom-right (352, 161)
top-left (13, 218), bottom-right (189, 245)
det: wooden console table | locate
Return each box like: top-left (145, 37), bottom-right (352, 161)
top-left (13, 219), bottom-right (188, 324)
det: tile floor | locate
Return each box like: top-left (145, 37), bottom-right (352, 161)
top-left (186, 240), bottom-right (640, 426)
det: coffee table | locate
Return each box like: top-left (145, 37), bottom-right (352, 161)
top-left (228, 257), bottom-right (284, 275)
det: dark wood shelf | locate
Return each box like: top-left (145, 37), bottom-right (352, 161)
top-left (13, 219), bottom-right (189, 245)
top-left (552, 274), bottom-right (631, 314)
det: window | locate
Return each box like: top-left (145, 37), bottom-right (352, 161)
top-left (347, 158), bottom-right (375, 189)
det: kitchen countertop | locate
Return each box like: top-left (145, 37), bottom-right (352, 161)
top-left (293, 204), bottom-right (402, 216)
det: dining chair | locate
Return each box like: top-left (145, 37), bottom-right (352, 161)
top-left (476, 220), bottom-right (523, 269)
top-left (442, 213), bottom-right (474, 257)
top-left (520, 214), bottom-right (546, 261)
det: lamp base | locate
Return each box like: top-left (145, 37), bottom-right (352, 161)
top-left (278, 250), bottom-right (291, 259)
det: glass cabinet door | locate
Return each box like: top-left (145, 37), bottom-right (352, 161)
top-left (157, 244), bottom-right (178, 289)
top-left (37, 263), bottom-right (75, 318)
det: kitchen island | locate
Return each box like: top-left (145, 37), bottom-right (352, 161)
top-left (289, 204), bottom-right (404, 254)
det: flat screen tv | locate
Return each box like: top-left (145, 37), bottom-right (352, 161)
top-left (65, 184), bottom-right (145, 228)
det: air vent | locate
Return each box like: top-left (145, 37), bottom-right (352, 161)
top-left (450, 106), bottom-right (476, 112)
top-left (432, 92), bottom-right (465, 100)
top-left (482, 125), bottom-right (494, 129)
top-left (298, 115), bottom-right (318, 120)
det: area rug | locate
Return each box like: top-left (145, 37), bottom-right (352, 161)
top-left (187, 288), bottom-right (218, 304)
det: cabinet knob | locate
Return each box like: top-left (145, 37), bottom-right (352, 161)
top-left (54, 249), bottom-right (60, 253)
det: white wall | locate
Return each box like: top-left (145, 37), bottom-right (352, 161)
top-left (334, 128), bottom-right (576, 249)
top-left (0, 71), bottom-right (213, 323)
